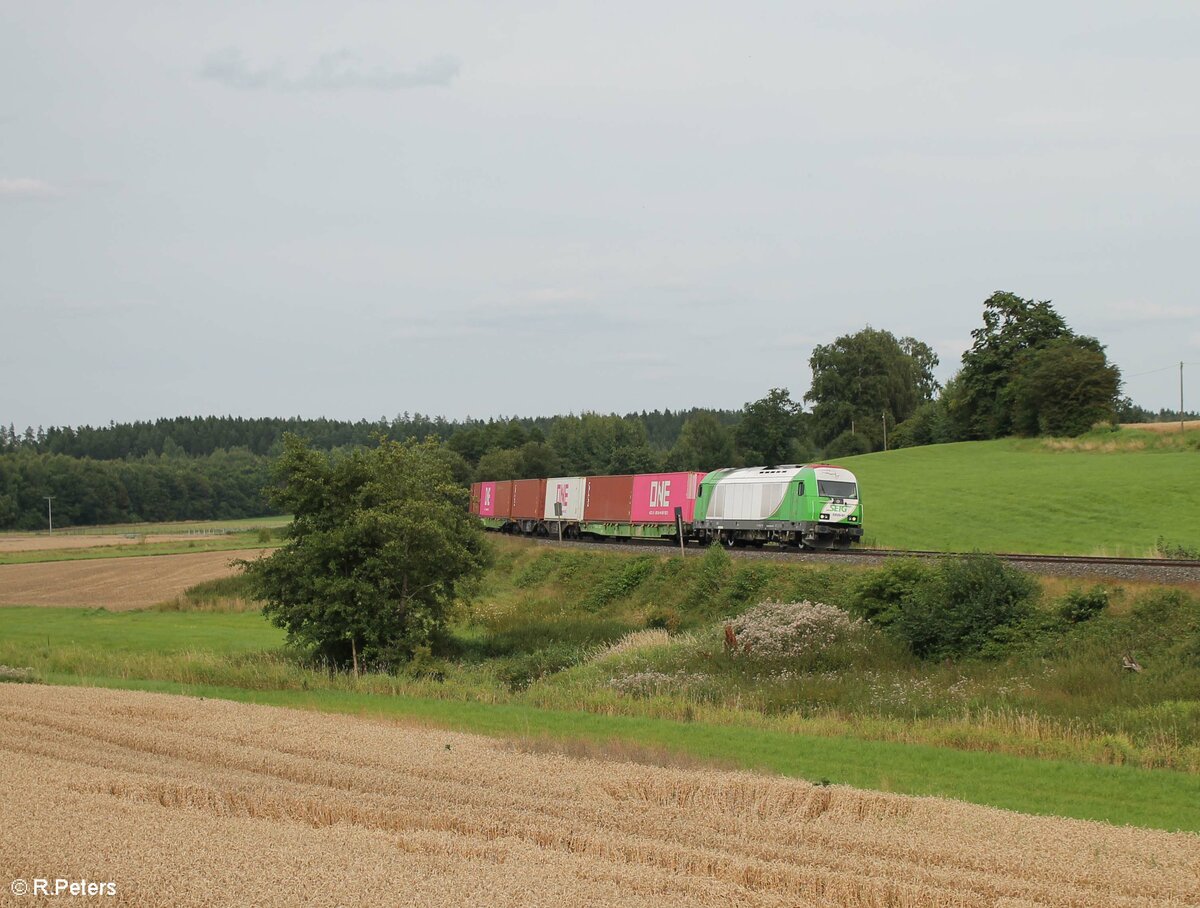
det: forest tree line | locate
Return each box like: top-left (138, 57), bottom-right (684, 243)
top-left (2, 291), bottom-right (1189, 529)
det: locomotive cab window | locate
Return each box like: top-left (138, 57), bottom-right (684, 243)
top-left (817, 480), bottom-right (857, 499)
top-left (796, 482), bottom-right (805, 496)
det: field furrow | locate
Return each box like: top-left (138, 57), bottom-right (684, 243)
top-left (0, 549), bottom-right (265, 608)
top-left (2, 685), bottom-right (1198, 907)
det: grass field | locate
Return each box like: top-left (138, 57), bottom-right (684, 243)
top-left (841, 436), bottom-right (1200, 555)
top-left (0, 606), bottom-right (280, 653)
top-left (6, 686), bottom-right (1197, 906)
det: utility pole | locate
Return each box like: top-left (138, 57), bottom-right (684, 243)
top-left (1181, 362), bottom-right (1186, 434)
top-left (882, 410), bottom-right (888, 452)
top-left (45, 496), bottom-right (55, 533)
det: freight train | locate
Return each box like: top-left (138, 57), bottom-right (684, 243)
top-left (469, 464), bottom-right (863, 549)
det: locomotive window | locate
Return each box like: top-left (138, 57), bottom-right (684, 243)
top-left (796, 482), bottom-right (805, 496)
top-left (817, 480), bottom-right (858, 499)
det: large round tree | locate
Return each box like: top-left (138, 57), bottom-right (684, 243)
top-left (804, 327), bottom-right (939, 449)
top-left (240, 434), bottom-right (488, 670)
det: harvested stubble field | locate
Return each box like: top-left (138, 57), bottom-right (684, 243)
top-left (1122, 420), bottom-right (1200, 433)
top-left (0, 550), bottom-right (265, 610)
top-left (2, 686), bottom-right (1198, 908)
top-left (0, 533), bottom-right (205, 554)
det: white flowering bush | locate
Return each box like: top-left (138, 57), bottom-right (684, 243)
top-left (727, 601), bottom-right (864, 666)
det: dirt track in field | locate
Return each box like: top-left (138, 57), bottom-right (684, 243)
top-left (1, 685), bottom-right (1198, 908)
top-left (0, 533), bottom-right (207, 553)
top-left (0, 550), bottom-right (265, 609)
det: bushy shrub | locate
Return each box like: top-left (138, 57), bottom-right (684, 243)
top-left (512, 553), bottom-right (559, 588)
top-left (1057, 586), bottom-right (1110, 624)
top-left (495, 643), bottom-right (583, 691)
top-left (889, 401), bottom-right (955, 449)
top-left (728, 600), bottom-right (864, 668)
top-left (824, 430), bottom-right (871, 459)
top-left (584, 556), bottom-right (655, 609)
top-left (723, 564), bottom-right (771, 607)
top-left (685, 544), bottom-right (731, 610)
top-left (895, 554), bottom-right (1038, 659)
top-left (644, 605), bottom-right (681, 632)
top-left (848, 558), bottom-right (933, 628)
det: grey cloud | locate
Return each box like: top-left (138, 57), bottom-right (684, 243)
top-left (0, 177), bottom-right (60, 198)
top-left (1103, 301), bottom-right (1200, 323)
top-left (199, 48), bottom-right (459, 92)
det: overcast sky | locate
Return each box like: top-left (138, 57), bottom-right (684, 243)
top-left (3, 1), bottom-right (1198, 431)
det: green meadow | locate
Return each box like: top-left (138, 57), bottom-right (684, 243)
top-left (841, 435), bottom-right (1200, 555)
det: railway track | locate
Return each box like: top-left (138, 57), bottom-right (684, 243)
top-left (526, 536), bottom-right (1200, 583)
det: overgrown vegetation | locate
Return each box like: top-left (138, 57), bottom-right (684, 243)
top-left (7, 538), bottom-right (1200, 776)
top-left (1157, 536), bottom-right (1200, 560)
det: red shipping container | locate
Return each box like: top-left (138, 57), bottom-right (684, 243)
top-left (469, 482), bottom-right (482, 516)
top-left (493, 480), bottom-right (514, 519)
top-left (584, 475), bottom-right (634, 523)
top-left (511, 479), bottom-right (547, 520)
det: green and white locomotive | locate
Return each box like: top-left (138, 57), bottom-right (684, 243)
top-left (692, 464), bottom-right (863, 549)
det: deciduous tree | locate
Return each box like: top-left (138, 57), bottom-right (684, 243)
top-left (804, 327), bottom-right (939, 448)
top-left (668, 412), bottom-right (735, 470)
top-left (240, 435), bottom-right (488, 667)
top-left (735, 389), bottom-right (804, 465)
top-left (1008, 339), bottom-right (1120, 436)
top-left (957, 291), bottom-right (1073, 438)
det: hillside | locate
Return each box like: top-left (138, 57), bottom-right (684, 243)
top-left (840, 437), bottom-right (1200, 556)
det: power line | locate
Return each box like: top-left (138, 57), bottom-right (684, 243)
top-left (1124, 364), bottom-right (1178, 378)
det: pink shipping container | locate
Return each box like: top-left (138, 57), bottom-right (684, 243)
top-left (478, 481), bottom-right (497, 517)
top-left (584, 475), bottom-right (634, 523)
top-left (630, 472), bottom-right (705, 523)
top-left (478, 480), bottom-right (514, 518)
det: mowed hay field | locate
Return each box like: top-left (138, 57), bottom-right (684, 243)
top-left (0, 550), bottom-right (265, 609)
top-left (2, 686), bottom-right (1198, 908)
top-left (1122, 420), bottom-right (1200, 433)
top-left (0, 533), bottom-right (210, 553)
